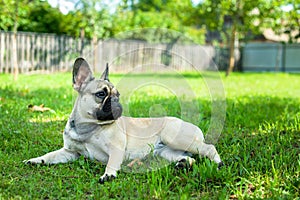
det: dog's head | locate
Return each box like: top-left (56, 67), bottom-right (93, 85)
top-left (72, 58), bottom-right (122, 121)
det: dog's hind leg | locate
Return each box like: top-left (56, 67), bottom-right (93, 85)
top-left (187, 140), bottom-right (224, 169)
top-left (154, 141), bottom-right (195, 167)
top-left (160, 119), bottom-right (223, 168)
top-left (165, 136), bottom-right (223, 168)
top-left (187, 141), bottom-right (222, 164)
top-left (163, 133), bottom-right (222, 164)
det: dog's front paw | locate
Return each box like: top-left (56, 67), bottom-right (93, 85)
top-left (217, 161), bottom-right (225, 170)
top-left (23, 157), bottom-right (45, 165)
top-left (99, 174), bottom-right (116, 184)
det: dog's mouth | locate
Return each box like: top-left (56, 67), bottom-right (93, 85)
top-left (96, 97), bottom-right (123, 121)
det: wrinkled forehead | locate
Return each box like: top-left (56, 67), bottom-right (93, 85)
top-left (97, 80), bottom-right (115, 89)
top-left (86, 79), bottom-right (117, 93)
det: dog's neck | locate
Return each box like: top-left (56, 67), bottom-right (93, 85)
top-left (69, 118), bottom-right (115, 130)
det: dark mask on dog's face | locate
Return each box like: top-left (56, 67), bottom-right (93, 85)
top-left (93, 80), bottom-right (123, 121)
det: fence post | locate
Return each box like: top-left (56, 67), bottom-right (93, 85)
top-left (282, 43), bottom-right (286, 72)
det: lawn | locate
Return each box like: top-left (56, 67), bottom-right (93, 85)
top-left (0, 72), bottom-right (299, 199)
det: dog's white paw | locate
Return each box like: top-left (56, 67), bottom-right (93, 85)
top-left (99, 173), bottom-right (116, 184)
top-left (23, 157), bottom-right (45, 165)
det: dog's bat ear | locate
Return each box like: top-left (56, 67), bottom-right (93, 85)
top-left (73, 57), bottom-right (94, 91)
top-left (100, 63), bottom-right (109, 81)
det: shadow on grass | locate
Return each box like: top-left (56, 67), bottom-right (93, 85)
top-left (218, 96), bottom-right (299, 195)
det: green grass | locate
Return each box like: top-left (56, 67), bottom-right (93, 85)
top-left (0, 72), bottom-right (299, 199)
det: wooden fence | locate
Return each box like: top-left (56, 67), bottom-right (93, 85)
top-left (0, 31), bottom-right (218, 74)
top-left (0, 31), bottom-right (87, 73)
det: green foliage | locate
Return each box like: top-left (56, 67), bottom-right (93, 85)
top-left (194, 0), bottom-right (274, 42)
top-left (19, 1), bottom-right (66, 34)
top-left (1, 0), bottom-right (299, 44)
top-left (0, 0), bottom-right (30, 31)
top-left (69, 0), bottom-right (113, 39)
top-left (272, 0), bottom-right (300, 43)
top-left (0, 72), bottom-right (299, 199)
top-left (0, 0), bottom-right (14, 30)
top-left (112, 0), bottom-right (206, 44)
top-left (193, 0), bottom-right (300, 44)
top-left (0, 0), bottom-right (69, 34)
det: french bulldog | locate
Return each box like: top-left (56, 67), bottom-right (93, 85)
top-left (24, 58), bottom-right (223, 183)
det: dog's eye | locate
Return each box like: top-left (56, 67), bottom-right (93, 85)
top-left (95, 91), bottom-right (106, 98)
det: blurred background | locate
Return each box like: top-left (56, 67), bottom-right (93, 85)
top-left (0, 0), bottom-right (299, 76)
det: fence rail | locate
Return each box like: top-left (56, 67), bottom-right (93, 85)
top-left (0, 31), bottom-right (223, 74)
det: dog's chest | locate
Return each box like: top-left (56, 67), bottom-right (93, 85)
top-left (84, 135), bottom-right (110, 163)
top-left (64, 128), bottom-right (110, 163)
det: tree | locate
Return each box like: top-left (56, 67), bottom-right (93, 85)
top-left (19, 1), bottom-right (66, 34)
top-left (12, 0), bottom-right (19, 80)
top-left (68, 0), bottom-right (112, 69)
top-left (112, 0), bottom-right (206, 44)
top-left (269, 0), bottom-right (300, 43)
top-left (0, 0), bottom-right (15, 31)
top-left (285, 0), bottom-right (300, 43)
top-left (69, 0), bottom-right (112, 39)
top-left (194, 0), bottom-right (282, 75)
top-left (1, 0), bottom-right (32, 80)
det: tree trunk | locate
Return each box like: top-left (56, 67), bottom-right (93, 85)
top-left (12, 0), bottom-right (19, 81)
top-left (80, 28), bottom-right (85, 56)
top-left (92, 34), bottom-right (98, 72)
top-left (226, 23), bottom-right (236, 76)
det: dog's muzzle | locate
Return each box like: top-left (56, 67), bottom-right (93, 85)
top-left (96, 97), bottom-right (122, 121)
